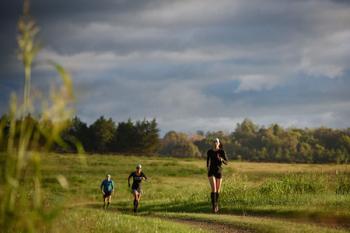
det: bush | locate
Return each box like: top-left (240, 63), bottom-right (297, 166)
top-left (259, 174), bottom-right (326, 195)
top-left (336, 175), bottom-right (350, 195)
top-left (160, 131), bottom-right (201, 157)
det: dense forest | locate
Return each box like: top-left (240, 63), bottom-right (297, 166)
top-left (1, 115), bottom-right (349, 163)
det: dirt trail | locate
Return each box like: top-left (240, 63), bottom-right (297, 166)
top-left (163, 217), bottom-right (252, 233)
top-left (220, 212), bottom-right (350, 230)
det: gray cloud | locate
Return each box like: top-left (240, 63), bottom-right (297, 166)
top-left (1, 0), bottom-right (350, 133)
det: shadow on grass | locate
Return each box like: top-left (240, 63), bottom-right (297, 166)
top-left (80, 200), bottom-right (350, 229)
top-left (140, 201), bottom-right (211, 214)
top-left (142, 201), bottom-right (350, 229)
top-left (82, 202), bottom-right (128, 213)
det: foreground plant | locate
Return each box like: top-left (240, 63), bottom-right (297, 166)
top-left (0, 0), bottom-right (78, 232)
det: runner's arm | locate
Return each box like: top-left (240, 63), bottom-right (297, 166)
top-left (100, 181), bottom-right (105, 194)
top-left (142, 172), bottom-right (148, 181)
top-left (128, 173), bottom-right (132, 187)
top-left (221, 150), bottom-right (228, 165)
top-left (206, 151), bottom-right (210, 168)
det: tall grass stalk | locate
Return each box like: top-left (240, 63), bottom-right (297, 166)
top-left (0, 0), bottom-right (77, 232)
top-left (17, 0), bottom-right (40, 113)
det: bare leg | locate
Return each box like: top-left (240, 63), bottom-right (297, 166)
top-left (215, 178), bottom-right (222, 212)
top-left (136, 193), bottom-right (142, 211)
top-left (133, 191), bottom-right (139, 212)
top-left (107, 195), bottom-right (112, 208)
top-left (208, 176), bottom-right (217, 212)
top-left (208, 176), bottom-right (217, 192)
top-left (137, 193), bottom-right (142, 202)
top-left (103, 196), bottom-right (108, 209)
top-left (215, 178), bottom-right (222, 192)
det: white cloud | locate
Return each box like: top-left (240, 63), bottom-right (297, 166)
top-left (138, 0), bottom-right (240, 26)
top-left (235, 74), bottom-right (281, 92)
top-left (157, 116), bottom-right (243, 133)
top-left (300, 30), bottom-right (350, 78)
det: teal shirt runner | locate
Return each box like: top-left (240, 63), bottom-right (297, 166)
top-left (100, 179), bottom-right (115, 193)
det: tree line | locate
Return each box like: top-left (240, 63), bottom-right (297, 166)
top-left (194, 119), bottom-right (350, 164)
top-left (1, 115), bottom-right (349, 163)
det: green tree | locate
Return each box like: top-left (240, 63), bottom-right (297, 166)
top-left (114, 118), bottom-right (160, 154)
top-left (160, 131), bottom-right (201, 157)
top-left (90, 116), bottom-right (116, 153)
top-left (61, 116), bottom-right (90, 152)
top-left (232, 119), bottom-right (258, 160)
top-left (134, 119), bottom-right (160, 154)
top-left (114, 119), bottom-right (135, 152)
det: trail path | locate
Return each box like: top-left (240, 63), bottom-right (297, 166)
top-left (218, 211), bottom-right (350, 230)
top-left (165, 217), bottom-right (252, 233)
top-left (69, 202), bottom-right (350, 232)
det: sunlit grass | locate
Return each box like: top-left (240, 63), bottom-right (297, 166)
top-left (33, 155), bottom-right (350, 219)
top-left (2, 152), bottom-right (349, 232)
top-left (51, 208), bottom-right (208, 233)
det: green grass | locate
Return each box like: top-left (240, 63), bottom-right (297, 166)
top-left (51, 208), bottom-right (208, 233)
top-left (2, 153), bottom-right (350, 232)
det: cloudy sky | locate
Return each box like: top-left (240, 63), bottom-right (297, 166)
top-left (1, 0), bottom-right (350, 134)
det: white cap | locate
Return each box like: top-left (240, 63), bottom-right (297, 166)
top-left (136, 164), bottom-right (142, 169)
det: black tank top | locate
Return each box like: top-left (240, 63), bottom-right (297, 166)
top-left (129, 171), bottom-right (147, 189)
top-left (207, 149), bottom-right (228, 171)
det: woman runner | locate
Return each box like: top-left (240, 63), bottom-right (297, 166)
top-left (128, 164), bottom-right (147, 213)
top-left (100, 174), bottom-right (115, 209)
top-left (207, 138), bottom-right (228, 213)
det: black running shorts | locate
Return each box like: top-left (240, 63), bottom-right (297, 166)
top-left (131, 188), bottom-right (142, 194)
top-left (208, 169), bottom-right (222, 179)
top-left (103, 191), bottom-right (112, 198)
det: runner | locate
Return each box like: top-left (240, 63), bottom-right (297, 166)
top-left (128, 164), bottom-right (147, 213)
top-left (207, 138), bottom-right (228, 213)
top-left (100, 174), bottom-right (115, 209)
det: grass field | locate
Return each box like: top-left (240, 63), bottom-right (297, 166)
top-left (3, 153), bottom-right (350, 233)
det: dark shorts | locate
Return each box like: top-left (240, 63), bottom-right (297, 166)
top-left (131, 187), bottom-right (142, 194)
top-left (103, 191), bottom-right (112, 198)
top-left (208, 169), bottom-right (222, 179)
